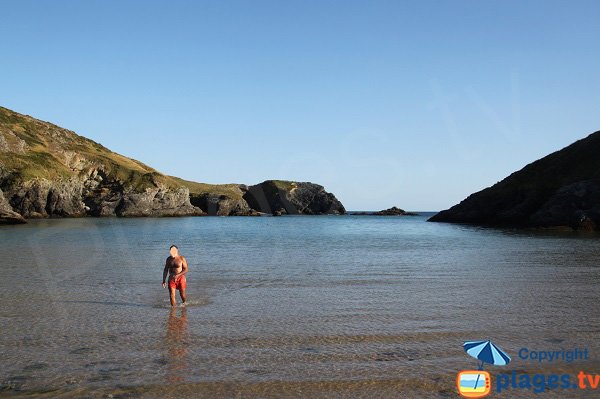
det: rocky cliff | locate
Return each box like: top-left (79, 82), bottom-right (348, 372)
top-left (0, 106), bottom-right (206, 222)
top-left (188, 184), bottom-right (261, 216)
top-left (0, 106), bottom-right (345, 223)
top-left (242, 180), bottom-right (346, 215)
top-left (428, 130), bottom-right (600, 231)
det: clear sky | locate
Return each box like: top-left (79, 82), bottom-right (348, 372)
top-left (1, 1), bottom-right (599, 211)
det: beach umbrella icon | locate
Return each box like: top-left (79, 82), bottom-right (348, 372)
top-left (463, 340), bottom-right (511, 370)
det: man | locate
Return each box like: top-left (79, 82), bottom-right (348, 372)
top-left (162, 244), bottom-right (188, 306)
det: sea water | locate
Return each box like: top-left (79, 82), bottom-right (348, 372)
top-left (1, 214), bottom-right (599, 398)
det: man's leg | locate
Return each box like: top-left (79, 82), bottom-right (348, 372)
top-left (179, 288), bottom-right (186, 304)
top-left (169, 287), bottom-right (177, 307)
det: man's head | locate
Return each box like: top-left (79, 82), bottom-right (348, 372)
top-left (169, 244), bottom-right (178, 257)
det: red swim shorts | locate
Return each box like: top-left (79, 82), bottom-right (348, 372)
top-left (169, 274), bottom-right (186, 290)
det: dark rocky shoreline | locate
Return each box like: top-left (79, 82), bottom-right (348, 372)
top-left (428, 130), bottom-right (600, 231)
top-left (0, 175), bottom-right (347, 225)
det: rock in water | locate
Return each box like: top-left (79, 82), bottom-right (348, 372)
top-left (375, 206), bottom-right (406, 215)
top-left (428, 130), bottom-right (600, 231)
top-left (351, 207), bottom-right (418, 216)
top-left (243, 180), bottom-right (346, 215)
top-left (374, 206), bottom-right (418, 216)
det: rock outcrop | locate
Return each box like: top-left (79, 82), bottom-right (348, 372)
top-left (4, 168), bottom-right (204, 218)
top-left (243, 180), bottom-right (346, 215)
top-left (189, 185), bottom-right (262, 216)
top-left (528, 179), bottom-right (600, 231)
top-left (0, 188), bottom-right (26, 224)
top-left (428, 130), bottom-right (600, 231)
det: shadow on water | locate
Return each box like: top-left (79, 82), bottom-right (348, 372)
top-left (435, 220), bottom-right (600, 239)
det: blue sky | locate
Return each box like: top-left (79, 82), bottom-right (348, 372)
top-left (1, 1), bottom-right (599, 211)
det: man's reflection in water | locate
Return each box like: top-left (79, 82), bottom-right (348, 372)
top-left (165, 306), bottom-right (188, 383)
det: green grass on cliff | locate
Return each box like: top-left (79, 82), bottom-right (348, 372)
top-left (0, 106), bottom-right (245, 196)
top-left (271, 180), bottom-right (297, 191)
top-left (169, 176), bottom-right (244, 199)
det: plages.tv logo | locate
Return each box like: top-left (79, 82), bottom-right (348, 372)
top-left (457, 340), bottom-right (511, 398)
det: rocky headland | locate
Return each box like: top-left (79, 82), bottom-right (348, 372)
top-left (428, 130), bottom-right (600, 231)
top-left (0, 106), bottom-right (345, 224)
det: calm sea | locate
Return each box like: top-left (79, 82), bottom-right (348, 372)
top-left (1, 213), bottom-right (599, 398)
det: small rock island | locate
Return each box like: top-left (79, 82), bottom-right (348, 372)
top-left (352, 206), bottom-right (418, 216)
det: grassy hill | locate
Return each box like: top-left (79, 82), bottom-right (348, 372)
top-left (0, 106), bottom-right (241, 198)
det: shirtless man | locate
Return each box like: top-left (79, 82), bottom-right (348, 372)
top-left (162, 245), bottom-right (188, 306)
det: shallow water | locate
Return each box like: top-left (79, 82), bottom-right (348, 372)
top-left (1, 214), bottom-right (599, 398)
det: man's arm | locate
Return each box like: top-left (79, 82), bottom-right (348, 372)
top-left (162, 259), bottom-right (169, 285)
